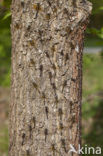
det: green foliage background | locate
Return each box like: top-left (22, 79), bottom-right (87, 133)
top-left (0, 0), bottom-right (11, 86)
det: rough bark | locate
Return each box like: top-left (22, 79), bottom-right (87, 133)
top-left (9, 0), bottom-right (92, 156)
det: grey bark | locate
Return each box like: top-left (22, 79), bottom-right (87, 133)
top-left (9, 0), bottom-right (92, 156)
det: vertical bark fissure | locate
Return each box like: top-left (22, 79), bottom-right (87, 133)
top-left (9, 0), bottom-right (92, 156)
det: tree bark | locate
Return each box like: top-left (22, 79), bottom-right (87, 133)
top-left (9, 0), bottom-right (92, 156)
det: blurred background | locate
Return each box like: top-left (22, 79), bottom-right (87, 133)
top-left (0, 0), bottom-right (103, 155)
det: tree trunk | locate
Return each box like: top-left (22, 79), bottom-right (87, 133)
top-left (9, 0), bottom-right (92, 155)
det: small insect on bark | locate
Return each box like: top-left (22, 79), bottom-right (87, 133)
top-left (61, 139), bottom-right (67, 153)
top-left (41, 92), bottom-right (46, 105)
top-left (45, 106), bottom-right (49, 119)
top-left (48, 71), bottom-right (52, 83)
top-left (62, 80), bottom-right (67, 92)
top-left (58, 108), bottom-right (63, 120)
top-left (60, 50), bottom-right (64, 56)
top-left (33, 3), bottom-right (42, 19)
top-left (58, 122), bottom-right (63, 135)
top-left (21, 0), bottom-right (25, 7)
top-left (26, 149), bottom-right (30, 156)
top-left (71, 77), bottom-right (76, 82)
top-left (32, 81), bottom-right (40, 93)
top-left (44, 128), bottom-right (48, 142)
top-left (32, 117), bottom-right (36, 128)
top-left (39, 64), bottom-right (43, 77)
top-left (63, 8), bottom-right (69, 15)
top-left (42, 92), bottom-right (46, 99)
top-left (22, 133), bottom-right (25, 145)
top-left (29, 125), bottom-right (32, 139)
top-left (51, 144), bottom-right (56, 155)
top-left (50, 144), bottom-right (59, 155)
top-left (73, 0), bottom-right (77, 7)
top-left (45, 51), bottom-right (53, 65)
top-left (52, 83), bottom-right (56, 90)
top-left (65, 53), bottom-right (69, 64)
top-left (45, 13), bottom-right (51, 20)
top-left (46, 0), bottom-right (51, 6)
top-left (45, 51), bottom-right (50, 58)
